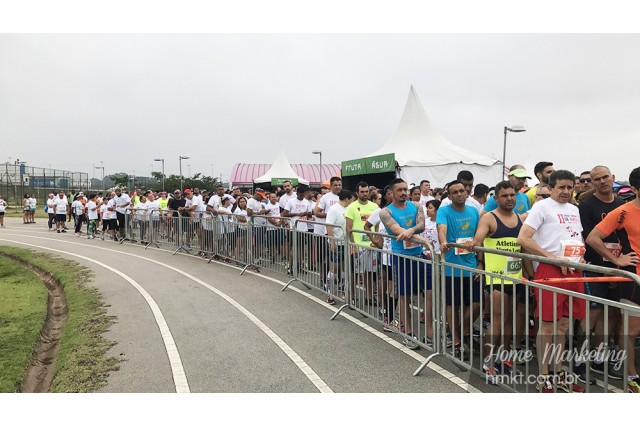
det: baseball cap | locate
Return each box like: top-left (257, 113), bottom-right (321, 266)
top-left (184, 189), bottom-right (191, 194)
top-left (509, 168), bottom-right (532, 179)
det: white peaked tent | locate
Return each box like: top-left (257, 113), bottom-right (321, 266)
top-left (253, 146), bottom-right (309, 186)
top-left (366, 86), bottom-right (503, 187)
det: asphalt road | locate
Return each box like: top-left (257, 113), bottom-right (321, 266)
top-left (0, 217), bottom-right (494, 393)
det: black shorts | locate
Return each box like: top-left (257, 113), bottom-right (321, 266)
top-left (110, 218), bottom-right (119, 231)
top-left (584, 271), bottom-right (621, 309)
top-left (445, 275), bottom-right (481, 306)
top-left (265, 229), bottom-right (282, 247)
top-left (0, 212), bottom-right (4, 216)
top-left (116, 212), bottom-right (126, 230)
top-left (55, 214), bottom-right (66, 222)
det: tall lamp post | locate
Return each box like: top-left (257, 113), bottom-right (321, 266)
top-left (502, 126), bottom-right (526, 179)
top-left (312, 150), bottom-right (322, 187)
top-left (154, 158), bottom-right (165, 191)
top-left (179, 156), bottom-right (190, 191)
top-left (95, 162), bottom-right (105, 192)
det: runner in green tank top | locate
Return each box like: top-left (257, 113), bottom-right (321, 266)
top-left (466, 181), bottom-right (534, 383)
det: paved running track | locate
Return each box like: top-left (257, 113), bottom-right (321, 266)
top-left (0, 217), bottom-right (497, 393)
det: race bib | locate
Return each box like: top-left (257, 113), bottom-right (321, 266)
top-left (560, 239), bottom-right (585, 263)
top-left (604, 242), bottom-right (622, 261)
top-left (505, 257), bottom-right (522, 275)
top-left (454, 237), bottom-right (473, 255)
top-left (403, 240), bottom-right (420, 250)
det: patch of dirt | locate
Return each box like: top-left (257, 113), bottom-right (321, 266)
top-left (1, 254), bottom-right (68, 392)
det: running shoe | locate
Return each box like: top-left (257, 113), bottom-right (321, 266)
top-left (382, 317), bottom-right (394, 333)
top-left (483, 364), bottom-right (499, 385)
top-left (628, 377), bottom-right (640, 393)
top-left (403, 336), bottom-right (419, 350)
top-left (327, 296), bottom-right (335, 305)
top-left (453, 344), bottom-right (468, 361)
top-left (556, 371), bottom-right (585, 393)
top-left (575, 363), bottom-right (596, 385)
top-left (591, 361), bottom-right (623, 380)
top-left (537, 376), bottom-right (554, 393)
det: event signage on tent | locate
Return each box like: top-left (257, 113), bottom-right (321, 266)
top-left (341, 153), bottom-right (396, 176)
top-left (271, 178), bottom-right (299, 186)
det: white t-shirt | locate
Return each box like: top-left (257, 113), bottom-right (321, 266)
top-left (420, 194), bottom-right (435, 207)
top-left (326, 203), bottom-right (347, 241)
top-left (147, 200), bottom-right (161, 219)
top-left (100, 203), bottom-right (109, 220)
top-left (71, 200), bottom-right (84, 216)
top-left (314, 192), bottom-right (340, 235)
top-left (232, 207), bottom-right (248, 228)
top-left (278, 192), bottom-right (297, 210)
top-left (46, 198), bottom-right (56, 213)
top-left (135, 201), bottom-right (149, 220)
top-left (113, 193), bottom-right (131, 214)
top-left (0, 198), bottom-right (6, 213)
top-left (209, 194), bottom-right (235, 211)
top-left (284, 197), bottom-right (311, 231)
top-left (423, 217), bottom-right (440, 254)
top-left (87, 201), bottom-right (99, 220)
top-left (107, 199), bottom-right (118, 218)
top-left (440, 196), bottom-right (483, 214)
top-left (246, 197), bottom-right (267, 226)
top-left (29, 197), bottom-right (37, 209)
top-left (55, 198), bottom-right (68, 215)
top-left (366, 208), bottom-right (391, 253)
top-left (524, 198), bottom-right (583, 260)
top-left (265, 201), bottom-right (281, 228)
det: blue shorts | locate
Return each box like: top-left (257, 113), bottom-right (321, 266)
top-left (392, 254), bottom-right (428, 296)
top-left (445, 275), bottom-right (481, 306)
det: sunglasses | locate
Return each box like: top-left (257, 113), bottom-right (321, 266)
top-left (537, 194), bottom-right (551, 199)
top-left (579, 178), bottom-right (592, 183)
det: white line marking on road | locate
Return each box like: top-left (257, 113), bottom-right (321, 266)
top-left (1, 232), bottom-right (333, 393)
top-left (0, 238), bottom-right (190, 393)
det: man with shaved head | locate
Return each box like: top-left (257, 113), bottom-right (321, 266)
top-left (577, 165), bottom-right (629, 383)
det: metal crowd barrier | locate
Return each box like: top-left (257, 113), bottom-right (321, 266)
top-left (111, 211), bottom-right (640, 391)
top-left (443, 242), bottom-right (640, 393)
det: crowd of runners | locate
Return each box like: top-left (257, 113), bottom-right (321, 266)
top-left (3, 160), bottom-right (640, 393)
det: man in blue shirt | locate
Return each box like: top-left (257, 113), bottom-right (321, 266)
top-left (482, 165), bottom-right (531, 216)
top-left (380, 178), bottom-right (427, 350)
top-left (437, 180), bottom-right (481, 360)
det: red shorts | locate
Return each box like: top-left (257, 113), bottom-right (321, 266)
top-left (534, 263), bottom-right (586, 322)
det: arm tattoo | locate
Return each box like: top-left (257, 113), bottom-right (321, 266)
top-left (379, 207), bottom-right (400, 235)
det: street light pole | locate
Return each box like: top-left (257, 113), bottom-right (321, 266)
top-left (95, 164), bottom-right (105, 192)
top-left (312, 150), bottom-right (322, 186)
top-left (179, 156), bottom-right (190, 191)
top-left (154, 158), bottom-right (165, 191)
top-left (502, 126), bottom-right (526, 179)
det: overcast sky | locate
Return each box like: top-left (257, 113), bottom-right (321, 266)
top-left (1, 33), bottom-right (639, 185)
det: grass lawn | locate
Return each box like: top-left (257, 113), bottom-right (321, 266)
top-left (0, 256), bottom-right (47, 392)
top-left (0, 247), bottom-right (119, 392)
